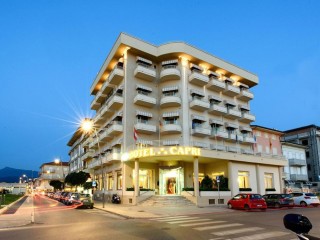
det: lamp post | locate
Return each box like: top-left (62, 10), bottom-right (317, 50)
top-left (81, 118), bottom-right (105, 208)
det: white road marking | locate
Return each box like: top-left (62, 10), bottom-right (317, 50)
top-left (212, 227), bottom-right (264, 236)
top-left (194, 223), bottom-right (243, 231)
top-left (156, 217), bottom-right (198, 222)
top-left (180, 221), bottom-right (226, 227)
top-left (231, 231), bottom-right (289, 240)
top-left (152, 215), bottom-right (189, 220)
top-left (168, 218), bottom-right (211, 224)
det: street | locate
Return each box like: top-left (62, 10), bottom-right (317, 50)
top-left (1, 196), bottom-right (320, 240)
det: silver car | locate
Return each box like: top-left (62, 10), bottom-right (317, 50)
top-left (291, 192), bottom-right (320, 207)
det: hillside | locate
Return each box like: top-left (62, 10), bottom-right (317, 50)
top-left (0, 167), bottom-right (38, 183)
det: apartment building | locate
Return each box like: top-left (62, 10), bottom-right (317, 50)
top-left (68, 33), bottom-right (287, 206)
top-left (282, 125), bottom-right (320, 182)
top-left (38, 162), bottom-right (69, 191)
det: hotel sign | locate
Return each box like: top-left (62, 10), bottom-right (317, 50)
top-left (126, 146), bottom-right (201, 160)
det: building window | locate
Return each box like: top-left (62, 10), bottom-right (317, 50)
top-left (264, 133), bottom-right (269, 138)
top-left (257, 145), bottom-right (262, 153)
top-left (306, 151), bottom-right (310, 158)
top-left (272, 147), bottom-right (278, 155)
top-left (107, 173), bottom-right (113, 190)
top-left (307, 164), bottom-right (311, 171)
top-left (238, 171), bottom-right (250, 188)
top-left (117, 172), bottom-right (122, 190)
top-left (265, 146), bottom-right (270, 154)
top-left (256, 131), bottom-right (261, 137)
top-left (264, 173), bottom-right (274, 189)
top-left (271, 134), bottom-right (276, 140)
top-left (133, 169), bottom-right (153, 189)
top-left (301, 139), bottom-right (308, 146)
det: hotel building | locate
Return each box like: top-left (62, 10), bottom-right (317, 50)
top-left (68, 33), bottom-right (287, 206)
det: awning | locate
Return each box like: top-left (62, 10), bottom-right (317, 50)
top-left (191, 114), bottom-right (206, 122)
top-left (163, 112), bottom-right (179, 118)
top-left (237, 82), bottom-right (249, 89)
top-left (162, 86), bottom-right (179, 92)
top-left (136, 84), bottom-right (152, 92)
top-left (224, 77), bottom-right (235, 83)
top-left (162, 59), bottom-right (178, 66)
top-left (208, 95), bottom-right (222, 102)
top-left (136, 110), bottom-right (152, 118)
top-left (192, 141), bottom-right (209, 148)
top-left (163, 140), bottom-right (180, 146)
top-left (207, 71), bottom-right (220, 78)
top-left (190, 89), bottom-right (205, 97)
top-left (136, 139), bottom-right (153, 145)
top-left (285, 180), bottom-right (295, 184)
top-left (239, 104), bottom-right (250, 111)
top-left (224, 100), bottom-right (236, 106)
top-left (225, 122), bottom-right (238, 129)
top-left (239, 126), bottom-right (252, 132)
top-left (189, 63), bottom-right (203, 71)
top-left (136, 56), bottom-right (152, 65)
top-left (304, 182), bottom-right (313, 186)
top-left (209, 119), bottom-right (224, 126)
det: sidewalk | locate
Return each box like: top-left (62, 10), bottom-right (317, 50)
top-left (0, 196), bottom-right (230, 229)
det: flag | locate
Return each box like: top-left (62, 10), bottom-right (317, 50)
top-left (133, 127), bottom-right (138, 141)
top-left (269, 139), bottom-right (272, 150)
top-left (236, 134), bottom-right (238, 142)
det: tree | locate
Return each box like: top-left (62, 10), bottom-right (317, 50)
top-left (64, 171), bottom-right (90, 188)
top-left (49, 180), bottom-right (63, 190)
top-left (200, 175), bottom-right (213, 190)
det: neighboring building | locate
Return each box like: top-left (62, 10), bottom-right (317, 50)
top-left (68, 33), bottom-right (287, 206)
top-left (38, 162), bottom-right (69, 191)
top-left (282, 125), bottom-right (320, 182)
top-left (281, 141), bottom-right (310, 193)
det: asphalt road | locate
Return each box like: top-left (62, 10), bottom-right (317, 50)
top-left (0, 196), bottom-right (320, 240)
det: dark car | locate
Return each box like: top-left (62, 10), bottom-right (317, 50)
top-left (227, 193), bottom-right (267, 210)
top-left (263, 194), bottom-right (294, 208)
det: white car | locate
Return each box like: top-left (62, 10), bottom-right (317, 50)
top-left (291, 192), bottom-right (320, 207)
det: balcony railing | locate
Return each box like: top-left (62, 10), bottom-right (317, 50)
top-left (161, 122), bottom-right (182, 134)
top-left (160, 65), bottom-right (181, 81)
top-left (134, 63), bottom-right (156, 81)
top-left (160, 94), bottom-right (181, 108)
top-left (109, 66), bottom-right (124, 85)
top-left (134, 93), bottom-right (157, 107)
top-left (237, 89), bottom-right (254, 101)
top-left (224, 84), bottom-right (240, 97)
top-left (134, 120), bottom-right (157, 134)
top-left (239, 112), bottom-right (256, 123)
top-left (189, 99), bottom-right (210, 111)
top-left (206, 78), bottom-right (226, 92)
top-left (225, 108), bottom-right (242, 120)
top-left (208, 104), bottom-right (227, 116)
top-left (191, 126), bottom-right (211, 136)
top-left (290, 174), bottom-right (308, 181)
top-left (289, 158), bottom-right (307, 166)
top-left (189, 71), bottom-right (209, 86)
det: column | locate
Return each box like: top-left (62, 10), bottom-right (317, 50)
top-left (228, 161), bottom-right (234, 195)
top-left (134, 158), bottom-right (140, 197)
top-left (180, 58), bottom-right (190, 146)
top-left (193, 157), bottom-right (199, 198)
top-left (255, 164), bottom-right (261, 194)
top-left (278, 166), bottom-right (284, 193)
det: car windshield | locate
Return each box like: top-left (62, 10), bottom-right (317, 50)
top-left (305, 193), bottom-right (316, 197)
top-left (250, 194), bottom-right (262, 199)
top-left (280, 194), bottom-right (292, 198)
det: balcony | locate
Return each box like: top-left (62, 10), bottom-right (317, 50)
top-left (192, 141), bottom-right (209, 149)
top-left (242, 149), bottom-right (254, 155)
top-left (239, 112), bottom-right (256, 123)
top-left (103, 152), bottom-right (122, 164)
top-left (206, 78), bottom-right (226, 92)
top-left (105, 121), bottom-right (123, 136)
top-left (243, 136), bottom-right (255, 144)
top-left (223, 84), bottom-right (240, 97)
top-left (226, 133), bottom-right (243, 142)
top-left (82, 151), bottom-right (94, 161)
top-left (109, 66), bottom-right (124, 85)
top-left (100, 80), bottom-right (113, 95)
top-left (90, 100), bottom-right (101, 111)
top-left (237, 89), bottom-right (254, 101)
top-left (208, 104), bottom-right (227, 116)
top-left (134, 93), bottom-right (157, 107)
top-left (134, 64), bottom-right (156, 81)
top-left (88, 159), bottom-right (101, 169)
top-left (211, 144), bottom-right (226, 151)
top-left (189, 99), bottom-right (210, 111)
top-left (225, 108), bottom-right (242, 120)
top-left (160, 94), bottom-right (182, 108)
top-left (160, 65), bottom-right (180, 81)
top-left (290, 174), bottom-right (308, 181)
top-left (210, 130), bottom-right (229, 140)
top-left (96, 102), bottom-right (114, 123)
top-left (108, 94), bottom-right (124, 110)
top-left (94, 91), bottom-right (107, 105)
top-left (189, 71), bottom-right (209, 86)
top-left (89, 137), bottom-right (99, 149)
top-left (161, 123), bottom-right (182, 135)
top-left (134, 121), bottom-right (157, 134)
top-left (191, 126), bottom-right (211, 137)
top-left (227, 146), bottom-right (240, 153)
top-left (99, 130), bottom-right (112, 141)
top-left (289, 158), bottom-right (307, 166)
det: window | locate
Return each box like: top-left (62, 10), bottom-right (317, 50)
top-left (272, 147), bottom-right (278, 155)
top-left (264, 133), bottom-right (269, 138)
top-left (302, 139), bottom-right (308, 146)
top-left (257, 145), bottom-right (262, 153)
top-left (107, 173), bottom-right (113, 190)
top-left (117, 172), bottom-right (122, 190)
top-left (238, 171), bottom-right (250, 188)
top-left (256, 131), bottom-right (261, 137)
top-left (133, 169), bottom-right (153, 189)
top-left (307, 164), bottom-right (311, 171)
top-left (271, 134), bottom-right (276, 140)
top-left (306, 151), bottom-right (310, 158)
top-left (264, 173), bottom-right (274, 189)
top-left (265, 146), bottom-right (270, 154)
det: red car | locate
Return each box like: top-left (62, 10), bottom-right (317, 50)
top-left (227, 193), bottom-right (267, 210)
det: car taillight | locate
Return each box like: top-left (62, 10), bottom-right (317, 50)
top-left (304, 196), bottom-right (311, 199)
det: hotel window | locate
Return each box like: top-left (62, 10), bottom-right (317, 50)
top-left (256, 131), bottom-right (261, 137)
top-left (238, 171), bottom-right (250, 188)
top-left (271, 134), bottom-right (276, 140)
top-left (133, 169), bottom-right (153, 189)
top-left (257, 145), bottom-right (262, 153)
top-left (272, 147), bottom-right (278, 155)
top-left (265, 146), bottom-right (270, 154)
top-left (264, 173), bottom-right (274, 189)
top-left (107, 173), bottom-right (113, 190)
top-left (117, 172), bottom-right (122, 190)
top-left (264, 133), bottom-right (269, 138)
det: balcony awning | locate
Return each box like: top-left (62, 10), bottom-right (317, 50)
top-left (239, 104), bottom-right (250, 111)
top-left (136, 84), bottom-right (152, 92)
top-left (208, 95), bottom-right (222, 102)
top-left (163, 112), bottom-right (179, 118)
top-left (239, 126), bottom-right (252, 132)
top-left (207, 70), bottom-right (220, 78)
top-left (191, 114), bottom-right (206, 122)
top-left (190, 89), bottom-right (204, 97)
top-left (189, 63), bottom-right (203, 71)
top-left (237, 82), bottom-right (249, 89)
top-left (162, 59), bottom-right (178, 66)
top-left (225, 122), bottom-right (238, 129)
top-left (136, 110), bottom-right (153, 118)
top-left (163, 140), bottom-right (180, 146)
top-left (136, 139), bottom-right (153, 145)
top-left (162, 86), bottom-right (179, 92)
top-left (209, 119), bottom-right (224, 126)
top-left (224, 77), bottom-right (235, 83)
top-left (285, 180), bottom-right (295, 184)
top-left (136, 56), bottom-right (152, 65)
top-left (224, 100), bottom-right (236, 106)
top-left (192, 141), bottom-right (208, 148)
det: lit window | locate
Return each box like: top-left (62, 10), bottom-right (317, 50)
top-left (107, 173), bottom-right (113, 190)
top-left (117, 172), bottom-right (122, 190)
top-left (264, 173), bottom-right (273, 188)
top-left (238, 171), bottom-right (249, 188)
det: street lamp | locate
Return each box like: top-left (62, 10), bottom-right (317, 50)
top-left (81, 118), bottom-right (105, 208)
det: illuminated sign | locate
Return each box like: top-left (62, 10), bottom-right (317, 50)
top-left (125, 146), bottom-right (201, 160)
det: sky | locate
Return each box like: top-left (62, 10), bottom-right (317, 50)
top-left (1, 0), bottom-right (320, 172)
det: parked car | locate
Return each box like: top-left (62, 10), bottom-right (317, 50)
top-left (291, 192), bottom-right (320, 207)
top-left (67, 192), bottom-right (94, 209)
top-left (227, 193), bottom-right (267, 210)
top-left (262, 194), bottom-right (294, 208)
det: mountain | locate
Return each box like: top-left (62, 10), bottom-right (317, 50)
top-left (0, 167), bottom-right (38, 183)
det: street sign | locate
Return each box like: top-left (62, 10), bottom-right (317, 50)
top-left (92, 181), bottom-right (96, 187)
top-left (216, 176), bottom-right (220, 183)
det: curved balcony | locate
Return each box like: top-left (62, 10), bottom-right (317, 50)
top-left (223, 84), bottom-right (240, 97)
top-left (160, 95), bottom-right (182, 108)
top-left (108, 95), bottom-right (124, 110)
top-left (134, 94), bottom-right (157, 107)
top-left (134, 64), bottom-right (156, 81)
top-left (190, 99), bottom-right (210, 111)
top-left (225, 108), bottom-right (242, 120)
top-left (208, 104), bottom-right (227, 116)
top-left (191, 126), bottom-right (211, 137)
top-left (210, 130), bottom-right (229, 140)
top-left (237, 89), bottom-right (254, 101)
top-left (160, 66), bottom-right (181, 81)
top-left (161, 123), bottom-right (182, 135)
top-left (206, 78), bottom-right (226, 92)
top-left (189, 71), bottom-right (209, 86)
top-left (105, 122), bottom-right (123, 137)
top-left (109, 66), bottom-right (124, 85)
top-left (134, 121), bottom-right (157, 134)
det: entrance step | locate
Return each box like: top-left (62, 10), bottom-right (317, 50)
top-left (138, 195), bottom-right (195, 207)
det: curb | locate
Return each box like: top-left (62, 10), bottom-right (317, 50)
top-left (0, 195), bottom-right (28, 215)
top-left (93, 206), bottom-right (133, 219)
